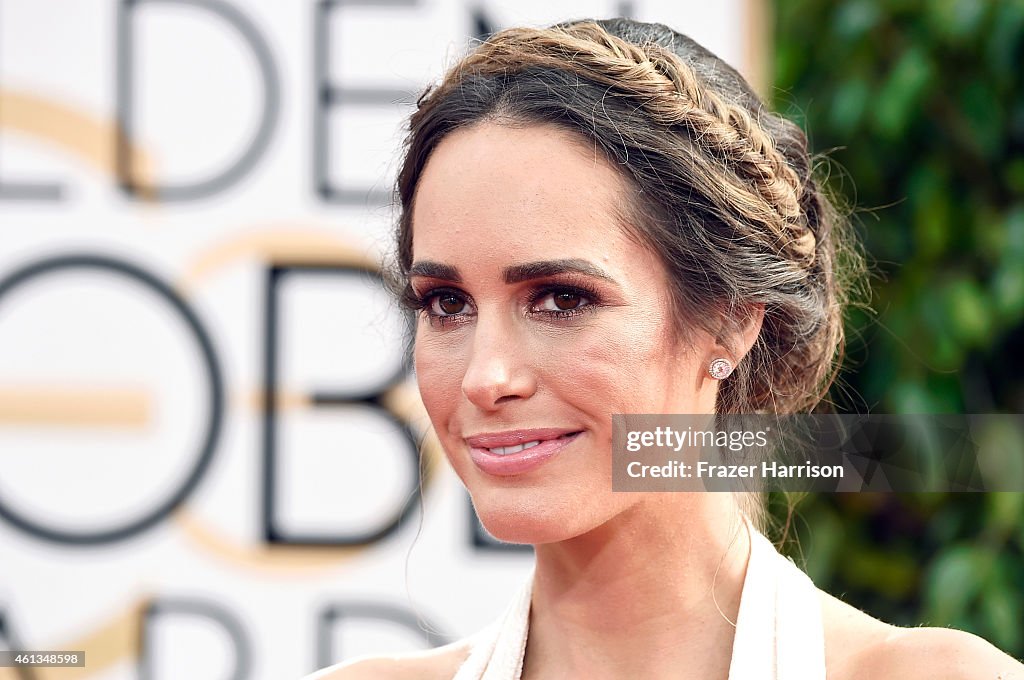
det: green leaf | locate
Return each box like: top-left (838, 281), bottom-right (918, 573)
top-left (1005, 159), bottom-right (1024, 195)
top-left (801, 505), bottom-right (844, 584)
top-left (959, 79), bottom-right (1004, 160)
top-left (928, 0), bottom-right (987, 42)
top-left (907, 164), bottom-right (952, 259)
top-left (925, 545), bottom-right (988, 622)
top-left (974, 421), bottom-right (1024, 493)
top-left (874, 46), bottom-right (934, 138)
top-left (842, 546), bottom-right (918, 598)
top-left (980, 556), bottom-right (1024, 651)
top-left (983, 492), bottom-right (1024, 535)
top-left (830, 78), bottom-right (871, 134)
top-left (992, 260), bottom-right (1024, 321)
top-left (987, 2), bottom-right (1024, 72)
top-left (943, 278), bottom-right (992, 347)
top-left (833, 0), bottom-right (882, 40)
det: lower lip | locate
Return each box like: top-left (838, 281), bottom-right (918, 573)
top-left (468, 432), bottom-right (582, 477)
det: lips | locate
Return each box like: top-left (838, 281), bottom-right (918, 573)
top-left (465, 428), bottom-right (582, 476)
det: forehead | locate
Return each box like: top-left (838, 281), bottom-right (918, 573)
top-left (410, 122), bottom-right (641, 262)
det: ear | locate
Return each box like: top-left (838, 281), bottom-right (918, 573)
top-left (708, 303), bottom-right (764, 369)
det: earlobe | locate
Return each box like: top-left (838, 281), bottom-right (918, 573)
top-left (708, 303), bottom-right (765, 376)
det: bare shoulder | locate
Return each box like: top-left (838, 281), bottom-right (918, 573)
top-left (819, 588), bottom-right (1024, 680)
top-left (303, 638), bottom-right (473, 680)
top-left (861, 627), bottom-right (1024, 679)
top-left (818, 586), bottom-right (896, 678)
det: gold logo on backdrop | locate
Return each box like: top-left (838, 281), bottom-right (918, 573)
top-left (0, 89), bottom-right (157, 199)
top-left (0, 93), bottom-right (445, 669)
top-left (174, 227), bottom-right (443, 572)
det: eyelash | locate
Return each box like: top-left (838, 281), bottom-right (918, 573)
top-left (411, 282), bottom-right (601, 328)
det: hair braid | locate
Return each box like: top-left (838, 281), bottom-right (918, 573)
top-left (449, 22), bottom-right (816, 267)
top-left (396, 17), bottom-right (864, 418)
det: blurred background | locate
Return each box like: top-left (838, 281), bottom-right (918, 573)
top-left (770, 0), bottom-right (1024, 658)
top-left (0, 0), bottom-right (1021, 677)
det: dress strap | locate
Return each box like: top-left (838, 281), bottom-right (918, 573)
top-left (775, 547), bottom-right (827, 679)
top-left (453, 523), bottom-right (826, 679)
top-left (727, 523), bottom-right (779, 679)
top-left (727, 520), bottom-right (826, 680)
top-left (452, 573), bottom-right (531, 680)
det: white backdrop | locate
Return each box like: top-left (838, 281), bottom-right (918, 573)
top-left (0, 1), bottom-right (757, 677)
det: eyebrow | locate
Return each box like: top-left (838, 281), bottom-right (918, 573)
top-left (408, 261), bottom-right (461, 282)
top-left (503, 259), bottom-right (617, 285)
top-left (408, 258), bottom-right (617, 285)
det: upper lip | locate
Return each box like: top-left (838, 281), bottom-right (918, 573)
top-left (464, 428), bottom-right (580, 448)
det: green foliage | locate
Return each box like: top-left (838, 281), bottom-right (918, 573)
top-left (771, 0), bottom-right (1024, 657)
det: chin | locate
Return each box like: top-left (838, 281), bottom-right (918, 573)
top-left (470, 486), bottom-right (595, 545)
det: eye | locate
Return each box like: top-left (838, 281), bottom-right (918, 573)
top-left (432, 293), bottom-right (466, 316)
top-left (533, 289), bottom-right (591, 313)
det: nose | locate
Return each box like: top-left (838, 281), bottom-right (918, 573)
top-left (461, 313), bottom-right (536, 410)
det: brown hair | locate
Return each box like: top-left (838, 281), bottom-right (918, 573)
top-left (394, 18), bottom-right (862, 417)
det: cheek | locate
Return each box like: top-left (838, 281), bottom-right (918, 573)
top-left (413, 331), bottom-right (466, 424)
top-left (537, 313), bottom-right (688, 414)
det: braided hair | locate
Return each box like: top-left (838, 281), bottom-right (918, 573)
top-left (394, 18), bottom-right (862, 416)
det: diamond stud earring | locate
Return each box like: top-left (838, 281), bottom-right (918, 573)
top-left (708, 358), bottom-right (733, 380)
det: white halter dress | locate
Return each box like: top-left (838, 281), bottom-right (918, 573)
top-left (451, 523), bottom-right (826, 680)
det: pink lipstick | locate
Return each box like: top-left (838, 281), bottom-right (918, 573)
top-left (465, 428), bottom-right (582, 476)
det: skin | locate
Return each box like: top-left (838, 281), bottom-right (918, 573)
top-left (315, 122), bottom-right (1024, 680)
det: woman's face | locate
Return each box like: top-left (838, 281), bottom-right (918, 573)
top-left (410, 122), bottom-right (721, 544)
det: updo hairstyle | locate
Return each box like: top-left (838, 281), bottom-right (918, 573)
top-left (394, 18), bottom-right (861, 416)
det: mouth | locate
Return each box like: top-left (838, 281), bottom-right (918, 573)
top-left (464, 429), bottom-right (583, 476)
top-left (482, 431), bottom-right (580, 455)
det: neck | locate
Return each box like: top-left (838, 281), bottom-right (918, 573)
top-left (524, 495), bottom-right (751, 680)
